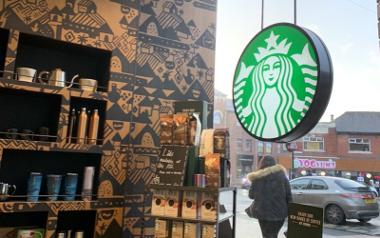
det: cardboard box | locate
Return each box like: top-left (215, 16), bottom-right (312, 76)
top-left (200, 193), bottom-right (217, 221)
top-left (200, 129), bottom-right (214, 157)
top-left (181, 191), bottom-right (198, 219)
top-left (0, 227), bottom-right (16, 238)
top-left (205, 153), bottom-right (220, 188)
top-left (165, 190), bottom-right (181, 217)
top-left (172, 221), bottom-right (184, 238)
top-left (202, 225), bottom-right (216, 238)
top-left (151, 190), bottom-right (166, 216)
top-left (154, 220), bottom-right (169, 238)
top-left (174, 100), bottom-right (209, 129)
top-left (213, 128), bottom-right (230, 160)
top-left (183, 222), bottom-right (200, 238)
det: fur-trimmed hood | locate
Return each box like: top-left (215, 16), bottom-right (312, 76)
top-left (247, 164), bottom-right (286, 182)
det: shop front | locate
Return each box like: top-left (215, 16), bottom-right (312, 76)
top-left (292, 157), bottom-right (337, 178)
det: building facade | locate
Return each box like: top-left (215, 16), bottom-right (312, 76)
top-left (279, 112), bottom-right (380, 183)
top-left (215, 89), bottom-right (380, 185)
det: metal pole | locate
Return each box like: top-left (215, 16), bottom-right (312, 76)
top-left (294, 0), bottom-right (297, 25)
top-left (261, 0), bottom-right (265, 30)
top-left (291, 150), bottom-right (294, 179)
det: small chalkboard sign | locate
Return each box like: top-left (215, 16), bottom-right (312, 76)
top-left (288, 203), bottom-right (323, 238)
top-left (153, 145), bottom-right (189, 186)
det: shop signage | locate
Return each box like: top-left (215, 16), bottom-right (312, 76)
top-left (288, 203), bottom-right (323, 238)
top-left (294, 158), bottom-right (336, 169)
top-left (153, 145), bottom-right (189, 186)
top-left (233, 23), bottom-right (333, 142)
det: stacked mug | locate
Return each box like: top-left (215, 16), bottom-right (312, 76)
top-left (27, 172), bottom-right (78, 202)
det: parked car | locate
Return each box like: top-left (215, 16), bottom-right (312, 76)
top-left (290, 176), bottom-right (379, 225)
top-left (369, 186), bottom-right (379, 197)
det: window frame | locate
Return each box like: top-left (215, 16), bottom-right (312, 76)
top-left (290, 178), bottom-right (311, 190)
top-left (303, 136), bottom-right (325, 152)
top-left (310, 179), bottom-right (329, 190)
top-left (236, 138), bottom-right (243, 152)
top-left (245, 139), bottom-right (252, 153)
top-left (348, 137), bottom-right (371, 153)
top-left (257, 141), bottom-right (264, 154)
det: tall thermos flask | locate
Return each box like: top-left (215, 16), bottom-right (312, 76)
top-left (81, 166), bottom-right (94, 201)
top-left (88, 109), bottom-right (99, 145)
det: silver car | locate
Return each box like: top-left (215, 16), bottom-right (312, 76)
top-left (290, 176), bottom-right (379, 225)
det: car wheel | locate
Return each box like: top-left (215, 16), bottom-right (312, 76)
top-left (358, 218), bottom-right (371, 223)
top-left (326, 204), bottom-right (345, 225)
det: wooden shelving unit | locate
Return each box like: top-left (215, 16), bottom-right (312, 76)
top-left (145, 185), bottom-right (237, 238)
top-left (0, 28), bottom-right (122, 238)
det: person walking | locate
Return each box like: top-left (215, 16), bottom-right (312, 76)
top-left (247, 155), bottom-right (292, 238)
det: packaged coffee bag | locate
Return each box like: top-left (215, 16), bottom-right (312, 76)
top-left (213, 129), bottom-right (230, 160)
top-left (173, 113), bottom-right (188, 145)
top-left (160, 114), bottom-right (173, 144)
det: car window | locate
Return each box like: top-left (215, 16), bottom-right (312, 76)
top-left (335, 179), bottom-right (371, 192)
top-left (290, 179), bottom-right (310, 190)
top-left (310, 179), bottom-right (328, 190)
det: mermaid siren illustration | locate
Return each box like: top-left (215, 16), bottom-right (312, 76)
top-left (234, 31), bottom-right (318, 139)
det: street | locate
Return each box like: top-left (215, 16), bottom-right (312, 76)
top-left (236, 189), bottom-right (380, 238)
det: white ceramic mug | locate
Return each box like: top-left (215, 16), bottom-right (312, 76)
top-left (16, 67), bottom-right (36, 82)
top-left (79, 78), bottom-right (97, 92)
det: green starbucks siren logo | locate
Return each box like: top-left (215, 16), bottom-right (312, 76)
top-left (233, 23), bottom-right (333, 142)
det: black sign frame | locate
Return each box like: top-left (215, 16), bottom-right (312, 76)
top-left (232, 23), bottom-right (333, 143)
top-left (288, 203), bottom-right (324, 238)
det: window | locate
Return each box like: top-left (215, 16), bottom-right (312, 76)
top-left (349, 138), bottom-right (370, 152)
top-left (245, 140), bottom-right (252, 152)
top-left (335, 179), bottom-right (367, 190)
top-left (236, 139), bottom-right (243, 152)
top-left (290, 179), bottom-right (310, 190)
top-left (303, 136), bottom-right (324, 151)
top-left (257, 141), bottom-right (264, 153)
top-left (213, 111), bottom-right (223, 125)
top-left (310, 179), bottom-right (328, 190)
top-left (265, 143), bottom-right (272, 154)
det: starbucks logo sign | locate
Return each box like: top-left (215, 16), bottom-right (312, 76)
top-left (233, 23), bottom-right (333, 142)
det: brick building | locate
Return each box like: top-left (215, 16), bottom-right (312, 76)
top-left (278, 112), bottom-right (380, 182)
top-left (215, 88), bottom-right (380, 184)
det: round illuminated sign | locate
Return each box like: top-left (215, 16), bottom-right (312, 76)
top-left (233, 23), bottom-right (333, 143)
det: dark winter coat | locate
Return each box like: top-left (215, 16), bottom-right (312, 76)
top-left (247, 164), bottom-right (292, 221)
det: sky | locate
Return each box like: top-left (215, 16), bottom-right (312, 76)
top-left (215, 0), bottom-right (379, 122)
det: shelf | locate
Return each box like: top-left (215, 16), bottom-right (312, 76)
top-left (0, 78), bottom-right (108, 100)
top-left (0, 149), bottom-right (101, 199)
top-left (147, 184), bottom-right (236, 193)
top-left (0, 138), bottom-right (103, 154)
top-left (0, 211), bottom-right (48, 228)
top-left (0, 87), bottom-right (62, 142)
top-left (146, 214), bottom-right (216, 224)
top-left (15, 32), bottom-right (111, 92)
top-left (218, 214), bottom-right (234, 223)
top-left (57, 211), bottom-right (96, 238)
top-left (0, 199), bottom-right (124, 213)
top-left (0, 28), bottom-right (9, 78)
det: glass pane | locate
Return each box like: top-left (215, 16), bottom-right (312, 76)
top-left (310, 179), bottom-right (328, 190)
top-left (290, 179), bottom-right (310, 190)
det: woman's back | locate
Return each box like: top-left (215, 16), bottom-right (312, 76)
top-left (247, 164), bottom-right (292, 221)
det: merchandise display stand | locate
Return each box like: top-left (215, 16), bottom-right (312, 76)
top-left (145, 185), bottom-right (237, 238)
top-left (0, 28), bottom-right (123, 237)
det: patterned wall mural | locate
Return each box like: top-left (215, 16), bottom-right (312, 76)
top-left (0, 0), bottom-right (217, 237)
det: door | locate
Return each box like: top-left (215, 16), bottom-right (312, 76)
top-left (290, 178), bottom-right (311, 204)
